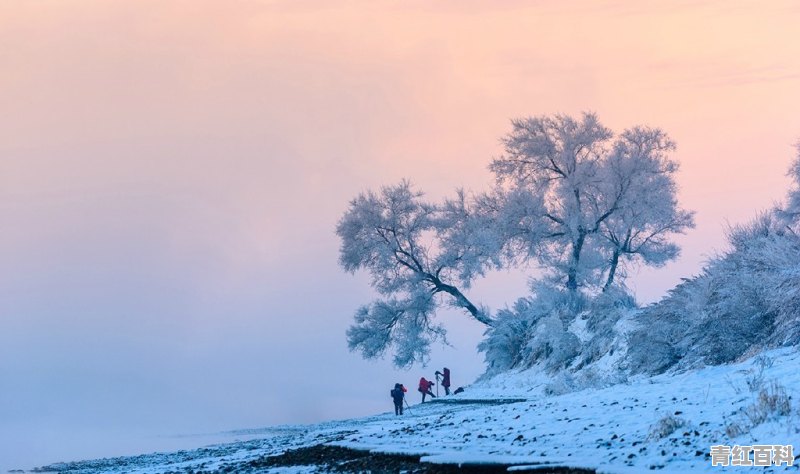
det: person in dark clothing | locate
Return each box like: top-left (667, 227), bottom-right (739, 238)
top-left (418, 377), bottom-right (436, 402)
top-left (390, 383), bottom-right (406, 415)
top-left (435, 367), bottom-right (451, 395)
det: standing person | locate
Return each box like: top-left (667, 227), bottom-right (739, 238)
top-left (418, 377), bottom-right (436, 402)
top-left (435, 367), bottom-right (451, 395)
top-left (390, 383), bottom-right (406, 415)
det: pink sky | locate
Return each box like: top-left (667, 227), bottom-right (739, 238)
top-left (1, 1), bottom-right (799, 469)
top-left (2, 1), bottom-right (800, 297)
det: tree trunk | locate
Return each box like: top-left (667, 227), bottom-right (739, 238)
top-left (603, 250), bottom-right (621, 292)
top-left (430, 277), bottom-right (493, 326)
top-left (566, 232), bottom-right (586, 291)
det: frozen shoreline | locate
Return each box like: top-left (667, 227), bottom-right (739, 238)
top-left (30, 347), bottom-right (800, 473)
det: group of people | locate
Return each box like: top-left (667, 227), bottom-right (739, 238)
top-left (389, 367), bottom-right (452, 416)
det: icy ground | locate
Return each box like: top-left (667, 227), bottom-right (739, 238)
top-left (36, 348), bottom-right (800, 473)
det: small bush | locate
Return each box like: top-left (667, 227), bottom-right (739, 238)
top-left (725, 381), bottom-right (792, 437)
top-left (753, 354), bottom-right (774, 370)
top-left (725, 421), bottom-right (747, 438)
top-left (748, 382), bottom-right (792, 424)
top-left (626, 334), bottom-right (678, 375)
top-left (745, 368), bottom-right (765, 393)
top-left (648, 414), bottom-right (687, 440)
top-left (479, 300), bottom-right (536, 374)
top-left (543, 372), bottom-right (576, 396)
top-left (725, 375), bottom-right (744, 395)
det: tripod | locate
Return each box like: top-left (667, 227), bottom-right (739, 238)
top-left (434, 372), bottom-right (440, 397)
top-left (404, 398), bottom-right (412, 414)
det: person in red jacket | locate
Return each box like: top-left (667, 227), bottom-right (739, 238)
top-left (435, 367), bottom-right (451, 395)
top-left (418, 377), bottom-right (436, 402)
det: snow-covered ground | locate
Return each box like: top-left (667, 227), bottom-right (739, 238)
top-left (37, 348), bottom-right (800, 473)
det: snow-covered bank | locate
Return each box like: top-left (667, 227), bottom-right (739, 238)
top-left (36, 348), bottom-right (800, 473)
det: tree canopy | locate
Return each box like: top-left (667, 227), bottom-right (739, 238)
top-left (337, 112), bottom-right (694, 368)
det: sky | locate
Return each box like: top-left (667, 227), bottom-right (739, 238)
top-left (1, 0), bottom-right (800, 470)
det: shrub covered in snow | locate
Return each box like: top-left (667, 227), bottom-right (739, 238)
top-left (648, 414), bottom-right (687, 440)
top-left (626, 213), bottom-right (800, 375)
top-left (481, 281), bottom-right (636, 379)
top-left (574, 286), bottom-right (634, 369)
top-left (477, 299), bottom-right (538, 373)
top-left (480, 283), bottom-right (585, 374)
top-left (726, 381), bottom-right (793, 438)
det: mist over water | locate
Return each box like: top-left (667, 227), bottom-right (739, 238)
top-left (1, 425), bottom-right (278, 472)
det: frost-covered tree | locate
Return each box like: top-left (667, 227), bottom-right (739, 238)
top-left (337, 113), bottom-right (694, 368)
top-left (490, 113), bottom-right (614, 291)
top-left (336, 181), bottom-right (492, 367)
top-left (597, 127), bottom-right (696, 291)
top-left (490, 113), bottom-right (694, 292)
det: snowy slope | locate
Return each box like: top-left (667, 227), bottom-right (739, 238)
top-left (38, 348), bottom-right (800, 473)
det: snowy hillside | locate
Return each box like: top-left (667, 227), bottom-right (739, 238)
top-left (36, 348), bottom-right (800, 473)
